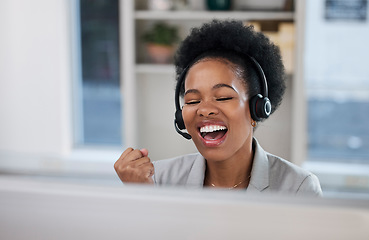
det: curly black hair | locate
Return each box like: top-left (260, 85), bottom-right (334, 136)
top-left (174, 20), bottom-right (286, 119)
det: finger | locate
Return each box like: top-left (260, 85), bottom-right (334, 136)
top-left (114, 147), bottom-right (134, 170)
top-left (129, 157), bottom-right (151, 168)
top-left (125, 149), bottom-right (146, 162)
top-left (140, 148), bottom-right (148, 157)
top-left (117, 147), bottom-right (133, 163)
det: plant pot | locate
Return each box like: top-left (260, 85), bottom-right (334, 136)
top-left (148, 0), bottom-right (173, 11)
top-left (146, 43), bottom-right (175, 64)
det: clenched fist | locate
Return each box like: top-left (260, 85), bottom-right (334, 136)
top-left (114, 148), bottom-right (154, 184)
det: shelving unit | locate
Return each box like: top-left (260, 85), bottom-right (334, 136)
top-left (120, 0), bottom-right (305, 162)
top-left (135, 10), bottom-right (294, 21)
top-left (134, 9), bottom-right (295, 73)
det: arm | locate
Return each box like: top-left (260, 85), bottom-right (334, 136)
top-left (296, 174), bottom-right (323, 197)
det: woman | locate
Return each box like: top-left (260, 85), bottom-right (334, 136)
top-left (114, 20), bottom-right (322, 196)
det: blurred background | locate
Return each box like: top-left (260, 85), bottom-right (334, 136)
top-left (0, 0), bottom-right (368, 198)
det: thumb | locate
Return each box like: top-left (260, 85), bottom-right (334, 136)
top-left (140, 148), bottom-right (149, 157)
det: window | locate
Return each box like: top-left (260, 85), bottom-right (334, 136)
top-left (305, 0), bottom-right (369, 163)
top-left (76, 0), bottom-right (122, 146)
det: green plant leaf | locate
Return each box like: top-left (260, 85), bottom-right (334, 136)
top-left (142, 22), bottom-right (180, 46)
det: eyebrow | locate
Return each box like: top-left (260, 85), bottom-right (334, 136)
top-left (184, 83), bottom-right (236, 96)
top-left (213, 83), bottom-right (236, 91)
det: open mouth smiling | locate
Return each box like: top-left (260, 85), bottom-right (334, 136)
top-left (198, 123), bottom-right (228, 146)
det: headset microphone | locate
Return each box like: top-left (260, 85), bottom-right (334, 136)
top-left (174, 119), bottom-right (191, 139)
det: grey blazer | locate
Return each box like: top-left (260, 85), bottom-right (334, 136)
top-left (153, 138), bottom-right (322, 196)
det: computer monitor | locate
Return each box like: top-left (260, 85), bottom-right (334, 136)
top-left (0, 175), bottom-right (368, 240)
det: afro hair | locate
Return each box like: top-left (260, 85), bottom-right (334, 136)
top-left (174, 20), bottom-right (286, 118)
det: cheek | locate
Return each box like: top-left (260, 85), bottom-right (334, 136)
top-left (181, 107), bottom-right (194, 128)
top-left (230, 101), bottom-right (252, 128)
top-left (231, 99), bottom-right (249, 116)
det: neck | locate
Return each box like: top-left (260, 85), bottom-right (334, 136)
top-left (204, 144), bottom-right (254, 189)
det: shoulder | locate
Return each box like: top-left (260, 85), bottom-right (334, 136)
top-left (153, 153), bottom-right (203, 185)
top-left (266, 153), bottom-right (322, 196)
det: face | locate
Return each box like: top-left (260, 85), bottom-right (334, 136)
top-left (182, 59), bottom-right (254, 162)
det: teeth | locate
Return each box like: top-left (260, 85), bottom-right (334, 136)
top-left (200, 125), bottom-right (227, 133)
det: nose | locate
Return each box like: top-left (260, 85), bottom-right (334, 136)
top-left (197, 101), bottom-right (219, 117)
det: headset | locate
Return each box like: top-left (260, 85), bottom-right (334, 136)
top-left (174, 54), bottom-right (271, 140)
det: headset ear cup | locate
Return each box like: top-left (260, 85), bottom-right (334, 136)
top-left (257, 97), bottom-right (271, 119)
top-left (250, 94), bottom-right (271, 121)
top-left (250, 94), bottom-right (261, 121)
top-left (175, 110), bottom-right (186, 130)
top-left (260, 97), bottom-right (271, 118)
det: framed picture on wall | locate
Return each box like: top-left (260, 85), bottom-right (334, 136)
top-left (325, 0), bottom-right (367, 21)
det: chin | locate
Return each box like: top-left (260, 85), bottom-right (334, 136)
top-left (195, 145), bottom-right (229, 162)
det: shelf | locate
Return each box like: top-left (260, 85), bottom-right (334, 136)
top-left (136, 64), bottom-right (175, 74)
top-left (135, 10), bottom-right (294, 21)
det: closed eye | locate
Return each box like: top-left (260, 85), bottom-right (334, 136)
top-left (185, 100), bottom-right (200, 105)
top-left (216, 97), bottom-right (233, 102)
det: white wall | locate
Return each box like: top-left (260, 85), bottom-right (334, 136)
top-left (0, 0), bottom-right (72, 157)
top-left (0, 0), bottom-right (82, 176)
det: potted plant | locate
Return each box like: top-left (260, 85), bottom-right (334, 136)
top-left (142, 22), bottom-right (180, 64)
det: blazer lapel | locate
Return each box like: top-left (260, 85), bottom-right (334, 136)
top-left (185, 154), bottom-right (206, 188)
top-left (247, 138), bottom-right (269, 193)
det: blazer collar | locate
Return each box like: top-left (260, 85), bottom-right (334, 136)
top-left (184, 138), bottom-right (270, 192)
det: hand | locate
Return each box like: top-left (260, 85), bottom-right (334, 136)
top-left (114, 148), bottom-right (154, 184)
